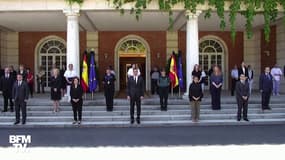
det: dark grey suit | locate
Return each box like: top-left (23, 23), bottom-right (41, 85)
top-left (12, 80), bottom-right (29, 123)
top-left (0, 75), bottom-right (14, 111)
top-left (127, 76), bottom-right (144, 120)
top-left (259, 73), bottom-right (273, 109)
top-left (236, 81), bottom-right (250, 119)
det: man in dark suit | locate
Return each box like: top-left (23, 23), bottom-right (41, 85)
top-left (0, 67), bottom-right (14, 112)
top-left (236, 74), bottom-right (250, 121)
top-left (127, 68), bottom-right (144, 124)
top-left (259, 67), bottom-right (273, 110)
top-left (18, 64), bottom-right (27, 81)
top-left (0, 65), bottom-right (4, 78)
top-left (12, 73), bottom-right (29, 125)
top-left (238, 61), bottom-right (249, 79)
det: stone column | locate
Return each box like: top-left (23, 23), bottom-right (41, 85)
top-left (184, 10), bottom-right (201, 96)
top-left (63, 7), bottom-right (80, 77)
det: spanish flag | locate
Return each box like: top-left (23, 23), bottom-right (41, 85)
top-left (169, 53), bottom-right (179, 88)
top-left (81, 51), bottom-right (88, 92)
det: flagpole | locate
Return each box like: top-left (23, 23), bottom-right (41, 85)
top-left (171, 85), bottom-right (173, 97)
top-left (179, 86), bottom-right (180, 98)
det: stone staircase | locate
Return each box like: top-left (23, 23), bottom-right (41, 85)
top-left (0, 93), bottom-right (285, 127)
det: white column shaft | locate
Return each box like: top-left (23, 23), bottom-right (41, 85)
top-left (65, 11), bottom-right (80, 77)
top-left (185, 11), bottom-right (201, 96)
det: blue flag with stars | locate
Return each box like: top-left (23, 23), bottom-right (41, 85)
top-left (177, 50), bottom-right (184, 91)
top-left (89, 51), bottom-right (97, 92)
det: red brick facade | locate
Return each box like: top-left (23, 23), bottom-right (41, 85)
top-left (98, 31), bottom-right (166, 89)
top-left (17, 30), bottom-right (277, 90)
top-left (19, 31), bottom-right (86, 73)
top-left (178, 31), bottom-right (244, 88)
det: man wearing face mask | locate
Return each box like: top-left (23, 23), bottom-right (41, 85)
top-left (236, 74), bottom-right (250, 121)
top-left (259, 67), bottom-right (273, 110)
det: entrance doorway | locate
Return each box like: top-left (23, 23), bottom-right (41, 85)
top-left (114, 35), bottom-right (150, 92)
top-left (119, 57), bottom-right (146, 90)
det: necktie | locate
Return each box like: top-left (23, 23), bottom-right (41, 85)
top-left (135, 77), bottom-right (137, 84)
top-left (18, 81), bottom-right (21, 86)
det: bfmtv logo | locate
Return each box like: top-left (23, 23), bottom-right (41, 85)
top-left (9, 135), bottom-right (31, 148)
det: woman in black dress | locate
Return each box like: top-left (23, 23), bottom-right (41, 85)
top-left (192, 64), bottom-right (202, 82)
top-left (50, 68), bottom-right (62, 112)
top-left (102, 68), bottom-right (116, 111)
top-left (60, 64), bottom-right (67, 97)
top-left (70, 77), bottom-right (83, 125)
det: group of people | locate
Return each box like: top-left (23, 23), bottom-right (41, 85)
top-left (0, 61), bottom-right (284, 125)
top-left (0, 65), bottom-right (31, 124)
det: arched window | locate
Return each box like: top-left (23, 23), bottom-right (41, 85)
top-left (118, 39), bottom-right (146, 56)
top-left (199, 39), bottom-right (225, 87)
top-left (39, 39), bottom-right (66, 87)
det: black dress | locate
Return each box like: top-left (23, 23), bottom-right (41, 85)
top-left (102, 74), bottom-right (116, 111)
top-left (192, 70), bottom-right (202, 79)
top-left (50, 76), bottom-right (62, 100)
top-left (60, 69), bottom-right (67, 89)
top-left (70, 84), bottom-right (83, 121)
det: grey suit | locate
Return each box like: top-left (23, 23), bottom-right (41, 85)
top-left (12, 80), bottom-right (29, 123)
top-left (235, 81), bottom-right (250, 119)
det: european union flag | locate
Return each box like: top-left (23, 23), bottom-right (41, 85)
top-left (89, 51), bottom-right (97, 92)
top-left (177, 50), bottom-right (184, 91)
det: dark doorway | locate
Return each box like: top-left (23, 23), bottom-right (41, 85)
top-left (119, 57), bottom-right (146, 91)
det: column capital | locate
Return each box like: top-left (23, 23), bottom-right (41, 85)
top-left (185, 10), bottom-right (202, 19)
top-left (63, 6), bottom-right (80, 17)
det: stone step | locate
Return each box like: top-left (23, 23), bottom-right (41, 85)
top-left (6, 104), bottom-right (283, 112)
top-left (1, 118), bottom-right (285, 128)
top-left (18, 97), bottom-right (285, 106)
top-left (1, 108), bottom-right (284, 116)
top-left (1, 113), bottom-right (285, 122)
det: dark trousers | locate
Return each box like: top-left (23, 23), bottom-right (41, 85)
top-left (159, 87), bottom-right (168, 110)
top-left (3, 92), bottom-right (13, 111)
top-left (104, 87), bottom-right (114, 111)
top-left (28, 83), bottom-right (33, 97)
top-left (211, 86), bottom-right (221, 110)
top-left (130, 96), bottom-right (141, 120)
top-left (72, 100), bottom-right (82, 121)
top-left (237, 98), bottom-right (248, 119)
top-left (37, 79), bottom-right (45, 93)
top-left (15, 101), bottom-right (26, 123)
top-left (151, 79), bottom-right (158, 94)
top-left (231, 78), bottom-right (237, 96)
top-left (262, 91), bottom-right (271, 109)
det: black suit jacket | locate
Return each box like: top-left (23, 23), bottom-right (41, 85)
top-left (259, 73), bottom-right (273, 92)
top-left (18, 70), bottom-right (27, 81)
top-left (12, 81), bottom-right (29, 102)
top-left (0, 75), bottom-right (14, 96)
top-left (127, 76), bottom-right (144, 98)
top-left (238, 67), bottom-right (249, 78)
top-left (70, 84), bottom-right (83, 100)
top-left (235, 81), bottom-right (249, 100)
top-left (0, 69), bottom-right (4, 78)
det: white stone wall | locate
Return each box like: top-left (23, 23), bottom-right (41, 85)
top-left (0, 32), bottom-right (19, 68)
top-left (243, 30), bottom-right (261, 90)
top-left (166, 31), bottom-right (178, 59)
top-left (276, 23), bottom-right (285, 93)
